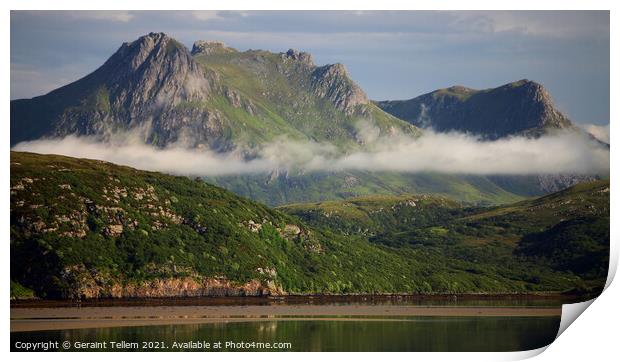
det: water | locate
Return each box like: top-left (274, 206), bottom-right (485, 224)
top-left (11, 316), bottom-right (560, 352)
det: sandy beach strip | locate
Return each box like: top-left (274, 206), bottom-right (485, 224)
top-left (11, 305), bottom-right (561, 332)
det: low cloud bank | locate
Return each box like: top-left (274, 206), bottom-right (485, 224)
top-left (580, 123), bottom-right (610, 144)
top-left (13, 129), bottom-right (609, 177)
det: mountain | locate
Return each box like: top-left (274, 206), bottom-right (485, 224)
top-left (377, 80), bottom-right (604, 195)
top-left (11, 32), bottom-right (417, 150)
top-left (10, 33), bottom-right (603, 207)
top-left (10, 32), bottom-right (527, 206)
top-left (11, 33), bottom-right (217, 148)
top-left (10, 152), bottom-right (607, 299)
top-left (376, 79), bottom-right (574, 139)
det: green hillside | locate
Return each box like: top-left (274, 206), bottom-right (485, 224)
top-left (282, 179), bottom-right (610, 293)
top-left (190, 47), bottom-right (418, 149)
top-left (10, 152), bottom-right (607, 300)
top-left (208, 171), bottom-right (525, 207)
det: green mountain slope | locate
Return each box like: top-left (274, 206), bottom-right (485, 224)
top-left (282, 179), bottom-right (610, 293)
top-left (189, 44), bottom-right (417, 149)
top-left (10, 152), bottom-right (606, 299)
top-left (278, 193), bottom-right (463, 237)
top-left (208, 171), bottom-right (525, 207)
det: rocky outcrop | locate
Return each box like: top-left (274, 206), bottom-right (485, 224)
top-left (311, 63), bottom-right (369, 115)
top-left (537, 174), bottom-right (600, 194)
top-left (59, 265), bottom-right (275, 299)
top-left (377, 79), bottom-right (574, 139)
top-left (191, 40), bottom-right (236, 56)
top-left (281, 48), bottom-right (314, 67)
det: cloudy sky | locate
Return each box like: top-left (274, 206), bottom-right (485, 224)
top-left (10, 10), bottom-right (609, 126)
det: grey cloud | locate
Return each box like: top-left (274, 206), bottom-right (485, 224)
top-left (12, 129), bottom-right (610, 177)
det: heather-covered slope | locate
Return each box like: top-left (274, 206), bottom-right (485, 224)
top-left (282, 179), bottom-right (610, 293)
top-left (10, 152), bottom-right (607, 299)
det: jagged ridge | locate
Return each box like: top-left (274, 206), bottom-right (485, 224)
top-left (11, 33), bottom-right (415, 150)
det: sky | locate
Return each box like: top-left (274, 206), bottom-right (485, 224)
top-left (10, 10), bottom-right (610, 126)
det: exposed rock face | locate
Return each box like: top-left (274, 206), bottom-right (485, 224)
top-left (11, 33), bottom-right (390, 149)
top-left (104, 224), bottom-right (124, 237)
top-left (191, 40), bottom-right (235, 56)
top-left (60, 265), bottom-right (274, 299)
top-left (311, 63), bottom-right (369, 115)
top-left (11, 32), bottom-right (228, 149)
top-left (537, 174), bottom-right (600, 194)
top-left (281, 48), bottom-right (315, 67)
top-left (283, 224), bottom-right (301, 236)
top-left (377, 79), bottom-right (573, 139)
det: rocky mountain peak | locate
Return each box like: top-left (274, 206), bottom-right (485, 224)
top-left (10, 33), bottom-right (405, 150)
top-left (191, 40), bottom-right (235, 56)
top-left (517, 80), bottom-right (555, 107)
top-left (99, 32), bottom-right (210, 102)
top-left (446, 85), bottom-right (473, 93)
top-left (281, 49), bottom-right (315, 67)
top-left (14, 32), bottom-right (216, 147)
top-left (109, 32), bottom-right (193, 73)
top-left (502, 79), bottom-right (571, 131)
top-left (311, 63), bottom-right (368, 115)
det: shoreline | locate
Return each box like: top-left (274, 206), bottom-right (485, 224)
top-left (11, 304), bottom-right (562, 333)
top-left (10, 292), bottom-right (586, 308)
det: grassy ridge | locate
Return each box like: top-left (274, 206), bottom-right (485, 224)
top-left (192, 50), bottom-right (419, 149)
top-left (208, 171), bottom-right (525, 207)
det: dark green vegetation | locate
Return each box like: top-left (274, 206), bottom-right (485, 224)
top-left (11, 152), bottom-right (609, 299)
top-left (376, 80), bottom-right (574, 139)
top-left (282, 179), bottom-right (610, 294)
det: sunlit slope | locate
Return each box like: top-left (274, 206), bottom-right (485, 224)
top-left (282, 179), bottom-right (610, 293)
top-left (11, 152), bottom-right (605, 299)
top-left (208, 171), bottom-right (524, 207)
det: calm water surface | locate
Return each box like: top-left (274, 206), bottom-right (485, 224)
top-left (11, 316), bottom-right (560, 352)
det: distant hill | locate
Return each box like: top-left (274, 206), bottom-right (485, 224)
top-left (376, 80), bottom-right (603, 195)
top-left (10, 152), bottom-right (608, 299)
top-left (376, 80), bottom-right (574, 139)
top-left (207, 171), bottom-right (525, 207)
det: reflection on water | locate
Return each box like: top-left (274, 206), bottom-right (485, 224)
top-left (11, 316), bottom-right (560, 352)
top-left (11, 295), bottom-right (577, 309)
